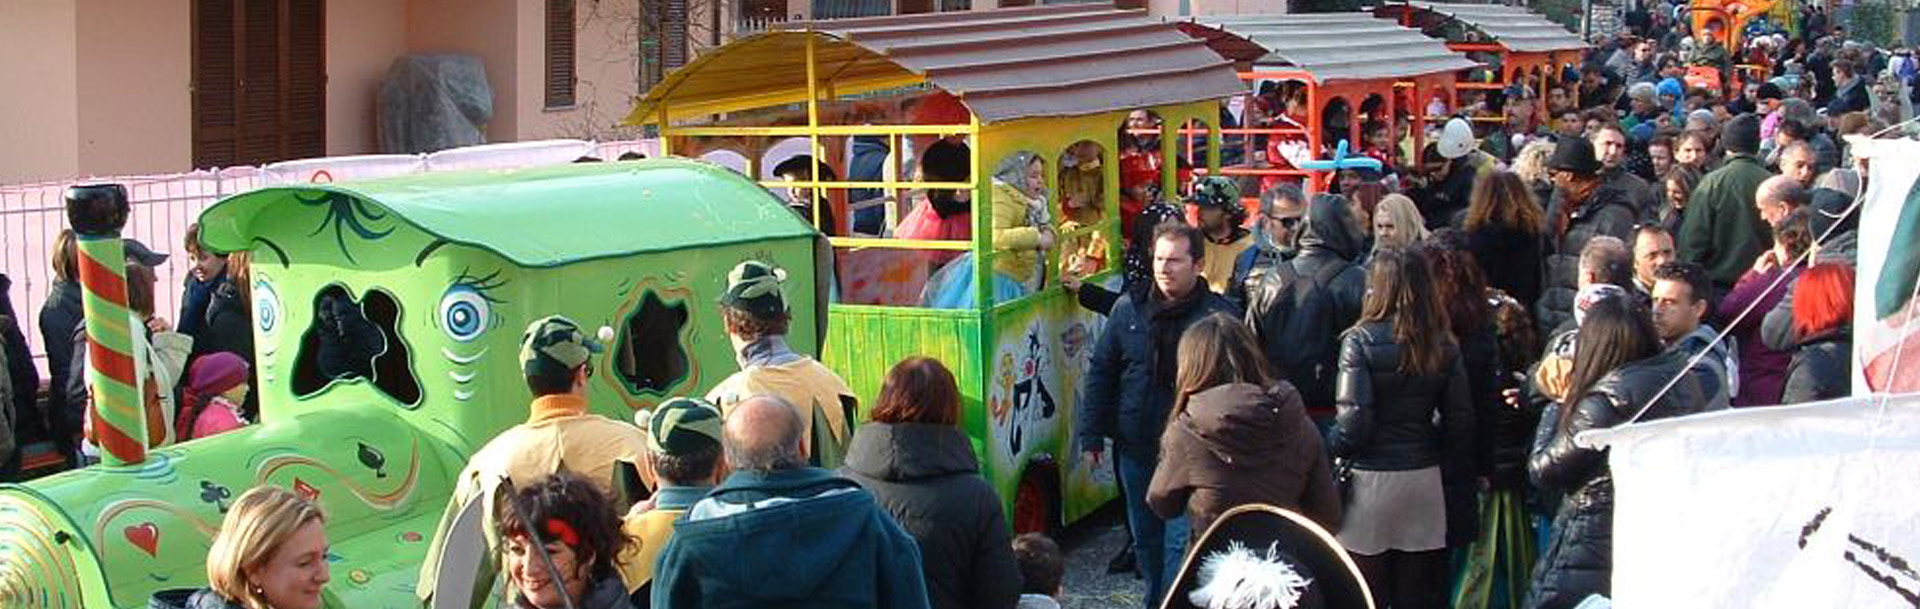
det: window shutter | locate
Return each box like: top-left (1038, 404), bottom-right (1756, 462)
top-left (545, 0), bottom-right (577, 108)
top-left (663, 0), bottom-right (688, 69)
top-left (285, 0), bottom-right (326, 160)
top-left (191, 0), bottom-right (325, 168)
top-left (192, 0), bottom-right (240, 169)
top-left (236, 0), bottom-right (284, 163)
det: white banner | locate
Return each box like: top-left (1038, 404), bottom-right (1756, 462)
top-left (261, 154), bottom-right (426, 185)
top-left (423, 139), bottom-right (598, 171)
top-left (1592, 395), bottom-right (1920, 608)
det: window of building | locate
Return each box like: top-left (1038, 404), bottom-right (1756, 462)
top-left (546, 0), bottom-right (577, 109)
top-left (191, 0), bottom-right (326, 169)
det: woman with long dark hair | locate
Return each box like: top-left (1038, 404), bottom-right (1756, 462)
top-left (1329, 248), bottom-right (1474, 608)
top-left (1526, 296), bottom-right (1708, 608)
top-left (1464, 170), bottom-right (1548, 310)
top-left (1148, 313), bottom-right (1340, 539)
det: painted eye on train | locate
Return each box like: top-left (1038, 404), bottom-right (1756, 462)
top-left (438, 285), bottom-right (491, 343)
top-left (254, 281), bottom-right (282, 335)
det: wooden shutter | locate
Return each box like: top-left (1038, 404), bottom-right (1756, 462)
top-left (285, 0), bottom-right (326, 160)
top-left (545, 0), bottom-right (577, 108)
top-left (192, 0), bottom-right (325, 169)
top-left (235, 0), bottom-right (283, 164)
top-left (192, 0), bottom-right (241, 168)
top-left (663, 0), bottom-right (688, 69)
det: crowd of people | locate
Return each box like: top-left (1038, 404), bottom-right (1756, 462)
top-left (0, 3), bottom-right (1898, 608)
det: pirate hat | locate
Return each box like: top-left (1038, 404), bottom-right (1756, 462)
top-left (1161, 505), bottom-right (1374, 609)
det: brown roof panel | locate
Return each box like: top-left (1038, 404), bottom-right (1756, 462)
top-left (1387, 1), bottom-right (1588, 53)
top-left (625, 4), bottom-right (1245, 125)
top-left (1182, 14), bottom-right (1481, 83)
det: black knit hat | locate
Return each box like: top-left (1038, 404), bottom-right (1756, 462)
top-left (1757, 82), bottom-right (1785, 101)
top-left (1723, 114), bottom-right (1763, 155)
top-left (1547, 137), bottom-right (1603, 175)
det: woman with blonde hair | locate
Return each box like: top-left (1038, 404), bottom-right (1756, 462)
top-left (151, 485), bottom-right (331, 608)
top-left (1512, 139), bottom-right (1557, 206)
top-left (1370, 194), bottom-right (1430, 256)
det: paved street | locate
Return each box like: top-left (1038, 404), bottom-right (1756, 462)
top-left (1057, 505), bottom-right (1146, 609)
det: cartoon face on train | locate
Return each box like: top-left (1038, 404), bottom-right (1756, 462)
top-left (206, 161), bottom-right (826, 448)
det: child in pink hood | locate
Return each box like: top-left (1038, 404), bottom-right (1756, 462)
top-left (178, 352), bottom-right (251, 441)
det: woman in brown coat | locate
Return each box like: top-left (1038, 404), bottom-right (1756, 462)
top-left (1146, 312), bottom-right (1342, 541)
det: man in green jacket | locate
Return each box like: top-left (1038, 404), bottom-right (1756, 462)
top-left (1678, 114), bottom-right (1775, 294)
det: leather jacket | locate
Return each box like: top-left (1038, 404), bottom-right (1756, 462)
top-left (1525, 349), bottom-right (1706, 608)
top-left (1328, 320), bottom-right (1475, 474)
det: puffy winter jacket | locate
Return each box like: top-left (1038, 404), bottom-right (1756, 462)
top-left (841, 422), bottom-right (1020, 609)
top-left (1783, 330), bottom-right (1850, 403)
top-left (1076, 285), bottom-right (1237, 460)
top-left (1537, 185), bottom-right (1641, 333)
top-left (1328, 320), bottom-right (1475, 475)
top-left (1147, 382), bottom-right (1341, 538)
top-left (1525, 350), bottom-right (1707, 609)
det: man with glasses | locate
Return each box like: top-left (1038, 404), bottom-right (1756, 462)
top-left (1231, 183), bottom-right (1307, 374)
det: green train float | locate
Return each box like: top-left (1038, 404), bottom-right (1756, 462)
top-left (1, 4), bottom-right (1251, 606)
top-left (0, 159), bottom-right (830, 607)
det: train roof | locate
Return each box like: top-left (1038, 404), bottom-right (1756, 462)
top-left (624, 3), bottom-right (1246, 124)
top-left (1380, 1), bottom-right (1588, 53)
top-left (1176, 13), bottom-right (1481, 83)
top-left (198, 158), bottom-right (817, 268)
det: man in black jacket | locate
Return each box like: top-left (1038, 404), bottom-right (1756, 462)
top-left (1279, 194), bottom-right (1368, 425)
top-left (1076, 222), bottom-right (1236, 608)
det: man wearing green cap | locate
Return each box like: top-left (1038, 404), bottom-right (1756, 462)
top-left (1191, 176), bottom-right (1253, 295)
top-left (417, 315), bottom-right (649, 604)
top-left (705, 260), bottom-right (858, 469)
top-left (617, 397), bottom-right (726, 603)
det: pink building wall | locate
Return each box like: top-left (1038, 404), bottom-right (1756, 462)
top-left (328, 0), bottom-right (410, 156)
top-left (0, 3), bottom-right (82, 183)
top-left (2, 0), bottom-right (644, 184)
top-left (73, 0), bottom-right (192, 179)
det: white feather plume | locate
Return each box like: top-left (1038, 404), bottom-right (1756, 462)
top-left (1186, 541), bottom-right (1313, 609)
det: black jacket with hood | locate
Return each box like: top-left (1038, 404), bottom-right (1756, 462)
top-left (1525, 350), bottom-right (1707, 609)
top-left (841, 422), bottom-right (1021, 609)
top-left (1278, 197), bottom-right (1368, 413)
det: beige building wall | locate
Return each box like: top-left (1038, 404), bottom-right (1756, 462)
top-left (74, 0), bottom-right (191, 178)
top-left (328, 0), bottom-right (409, 155)
top-left (406, 0), bottom-right (521, 139)
top-left (0, 2), bottom-right (81, 183)
top-left (0, 0), bottom-right (658, 182)
top-left (512, 0), bottom-right (644, 141)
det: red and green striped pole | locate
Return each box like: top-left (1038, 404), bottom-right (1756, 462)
top-left (66, 183), bottom-right (146, 466)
